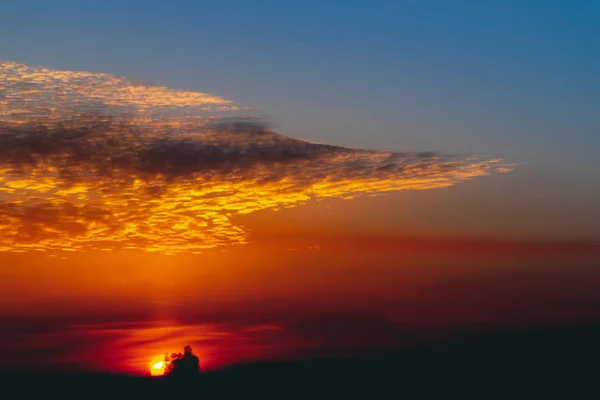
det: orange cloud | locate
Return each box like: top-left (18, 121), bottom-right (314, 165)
top-left (0, 62), bottom-right (516, 253)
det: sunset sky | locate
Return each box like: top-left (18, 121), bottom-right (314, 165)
top-left (1, 1), bottom-right (599, 375)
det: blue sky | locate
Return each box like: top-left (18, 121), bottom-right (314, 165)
top-left (2, 0), bottom-right (599, 240)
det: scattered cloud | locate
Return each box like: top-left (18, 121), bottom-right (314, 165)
top-left (0, 62), bottom-right (515, 253)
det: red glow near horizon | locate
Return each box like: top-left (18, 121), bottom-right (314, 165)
top-left (3, 321), bottom-right (307, 376)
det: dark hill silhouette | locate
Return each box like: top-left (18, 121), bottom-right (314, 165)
top-left (1, 322), bottom-right (599, 398)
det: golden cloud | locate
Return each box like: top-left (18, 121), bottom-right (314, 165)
top-left (0, 62), bottom-right (515, 253)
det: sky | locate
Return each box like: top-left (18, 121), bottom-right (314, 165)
top-left (1, 0), bottom-right (599, 375)
top-left (2, 0), bottom-right (599, 241)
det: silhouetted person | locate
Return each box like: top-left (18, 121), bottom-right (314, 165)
top-left (168, 345), bottom-right (200, 379)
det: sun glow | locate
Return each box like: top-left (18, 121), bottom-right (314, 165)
top-left (150, 358), bottom-right (166, 376)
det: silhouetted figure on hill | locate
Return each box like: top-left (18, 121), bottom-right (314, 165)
top-left (167, 345), bottom-right (200, 380)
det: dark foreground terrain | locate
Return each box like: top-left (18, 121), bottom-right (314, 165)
top-left (2, 323), bottom-right (599, 398)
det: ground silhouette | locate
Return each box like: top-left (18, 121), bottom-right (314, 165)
top-left (1, 322), bottom-right (598, 398)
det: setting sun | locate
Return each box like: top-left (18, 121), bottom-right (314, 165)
top-left (150, 359), bottom-right (166, 376)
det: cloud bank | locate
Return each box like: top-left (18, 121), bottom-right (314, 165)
top-left (0, 62), bottom-right (514, 253)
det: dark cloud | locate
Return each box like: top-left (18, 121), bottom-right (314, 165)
top-left (0, 119), bottom-right (323, 178)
